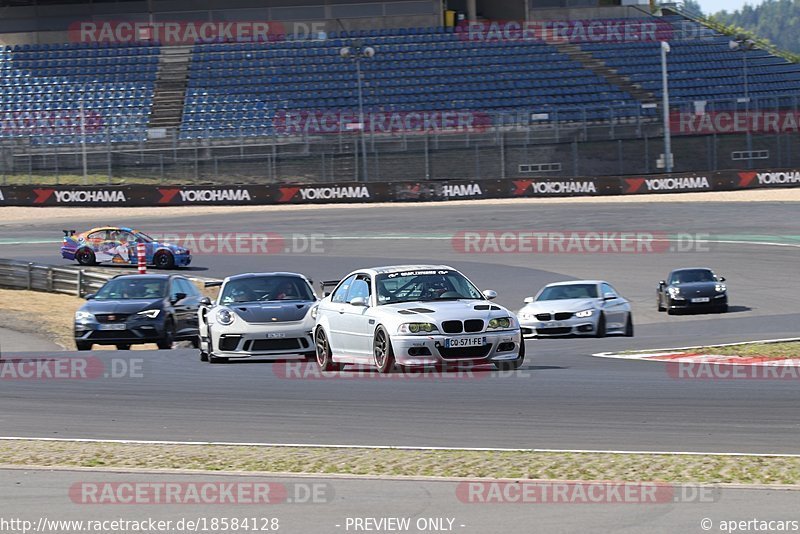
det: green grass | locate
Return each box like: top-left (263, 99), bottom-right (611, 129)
top-left (621, 341), bottom-right (800, 359)
top-left (692, 342), bottom-right (800, 359)
top-left (2, 440), bottom-right (800, 485)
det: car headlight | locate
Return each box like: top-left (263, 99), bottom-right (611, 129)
top-left (136, 309), bottom-right (161, 319)
top-left (668, 287), bottom-right (680, 296)
top-left (488, 317), bottom-right (512, 329)
top-left (75, 311), bottom-right (94, 321)
top-left (575, 309), bottom-right (594, 318)
top-left (216, 308), bottom-right (235, 326)
top-left (398, 322), bottom-right (438, 334)
top-left (518, 312), bottom-right (533, 321)
top-left (310, 305), bottom-right (318, 320)
top-left (715, 284), bottom-right (726, 292)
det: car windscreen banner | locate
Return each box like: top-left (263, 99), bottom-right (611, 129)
top-left (1, 169), bottom-right (798, 206)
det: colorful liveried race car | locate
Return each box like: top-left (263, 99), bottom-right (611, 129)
top-left (61, 227), bottom-right (191, 268)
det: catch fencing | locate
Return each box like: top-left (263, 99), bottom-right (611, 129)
top-left (4, 92), bottom-right (800, 185)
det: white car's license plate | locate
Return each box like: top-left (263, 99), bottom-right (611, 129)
top-left (545, 322), bottom-right (563, 328)
top-left (691, 297), bottom-right (710, 303)
top-left (445, 336), bottom-right (486, 348)
top-left (98, 323), bottom-right (126, 331)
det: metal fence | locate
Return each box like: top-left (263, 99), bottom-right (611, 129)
top-left (3, 94), bottom-right (800, 184)
top-left (0, 259), bottom-right (114, 297)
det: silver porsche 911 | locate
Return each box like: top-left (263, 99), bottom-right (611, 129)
top-left (517, 280), bottom-right (633, 338)
top-left (312, 265), bottom-right (525, 373)
top-left (198, 272), bottom-right (318, 363)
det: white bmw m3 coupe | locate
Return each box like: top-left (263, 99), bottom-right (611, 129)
top-left (312, 265), bottom-right (525, 373)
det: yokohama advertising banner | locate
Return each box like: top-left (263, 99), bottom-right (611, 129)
top-left (1, 169), bottom-right (798, 206)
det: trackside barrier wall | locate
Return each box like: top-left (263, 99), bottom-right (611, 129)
top-left (0, 259), bottom-right (114, 297)
top-left (0, 169), bottom-right (798, 206)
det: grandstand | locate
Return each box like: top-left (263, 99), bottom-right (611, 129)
top-left (1, 1), bottom-right (800, 182)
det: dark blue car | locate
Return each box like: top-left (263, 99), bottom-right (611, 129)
top-left (74, 274), bottom-right (202, 350)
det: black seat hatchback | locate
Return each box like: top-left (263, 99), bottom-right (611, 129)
top-left (74, 274), bottom-right (202, 350)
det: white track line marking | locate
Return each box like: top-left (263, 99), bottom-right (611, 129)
top-left (1, 436), bottom-right (798, 458)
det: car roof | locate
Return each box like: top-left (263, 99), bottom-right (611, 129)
top-left (111, 274), bottom-right (177, 281)
top-left (86, 226), bottom-right (135, 234)
top-left (670, 267), bottom-right (714, 273)
top-left (362, 265), bottom-right (455, 275)
top-left (224, 272), bottom-right (309, 282)
top-left (544, 280), bottom-right (605, 287)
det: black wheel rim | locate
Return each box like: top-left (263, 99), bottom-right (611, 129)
top-left (374, 330), bottom-right (387, 368)
top-left (315, 331), bottom-right (328, 366)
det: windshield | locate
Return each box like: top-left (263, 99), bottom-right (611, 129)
top-left (375, 269), bottom-right (483, 304)
top-left (220, 276), bottom-right (314, 304)
top-left (132, 230), bottom-right (154, 243)
top-left (536, 283), bottom-right (598, 301)
top-left (670, 269), bottom-right (715, 284)
top-left (94, 278), bottom-right (167, 300)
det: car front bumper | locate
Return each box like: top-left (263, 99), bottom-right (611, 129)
top-left (210, 324), bottom-right (314, 359)
top-left (389, 330), bottom-right (522, 366)
top-left (667, 294), bottom-right (727, 310)
top-left (172, 253), bottom-right (192, 267)
top-left (519, 316), bottom-right (597, 337)
top-left (74, 317), bottom-right (167, 345)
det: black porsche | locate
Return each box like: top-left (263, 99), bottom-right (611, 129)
top-left (657, 268), bottom-right (728, 315)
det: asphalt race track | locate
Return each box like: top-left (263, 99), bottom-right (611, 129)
top-left (4, 469), bottom-right (799, 534)
top-left (1, 199), bottom-right (799, 453)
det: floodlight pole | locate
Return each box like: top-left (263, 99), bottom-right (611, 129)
top-left (79, 100), bottom-right (88, 184)
top-left (355, 57), bottom-right (368, 183)
top-left (340, 42), bottom-right (375, 182)
top-left (660, 41), bottom-right (672, 173)
top-left (730, 37), bottom-right (756, 169)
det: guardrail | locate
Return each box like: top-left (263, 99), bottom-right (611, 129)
top-left (0, 259), bottom-right (115, 297)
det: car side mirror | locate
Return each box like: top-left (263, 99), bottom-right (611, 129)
top-left (483, 289), bottom-right (497, 300)
top-left (84, 293), bottom-right (95, 300)
top-left (658, 280), bottom-right (666, 286)
top-left (323, 291), bottom-right (331, 297)
top-left (171, 292), bottom-right (187, 304)
top-left (523, 296), bottom-right (534, 304)
top-left (349, 296), bottom-right (368, 307)
top-left (603, 292), bottom-right (617, 300)
top-left (718, 276), bottom-right (725, 282)
top-left (199, 297), bottom-right (212, 306)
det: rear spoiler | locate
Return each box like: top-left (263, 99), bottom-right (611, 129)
top-left (62, 229), bottom-right (76, 237)
top-left (204, 281), bottom-right (223, 288)
top-left (319, 279), bottom-right (340, 296)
